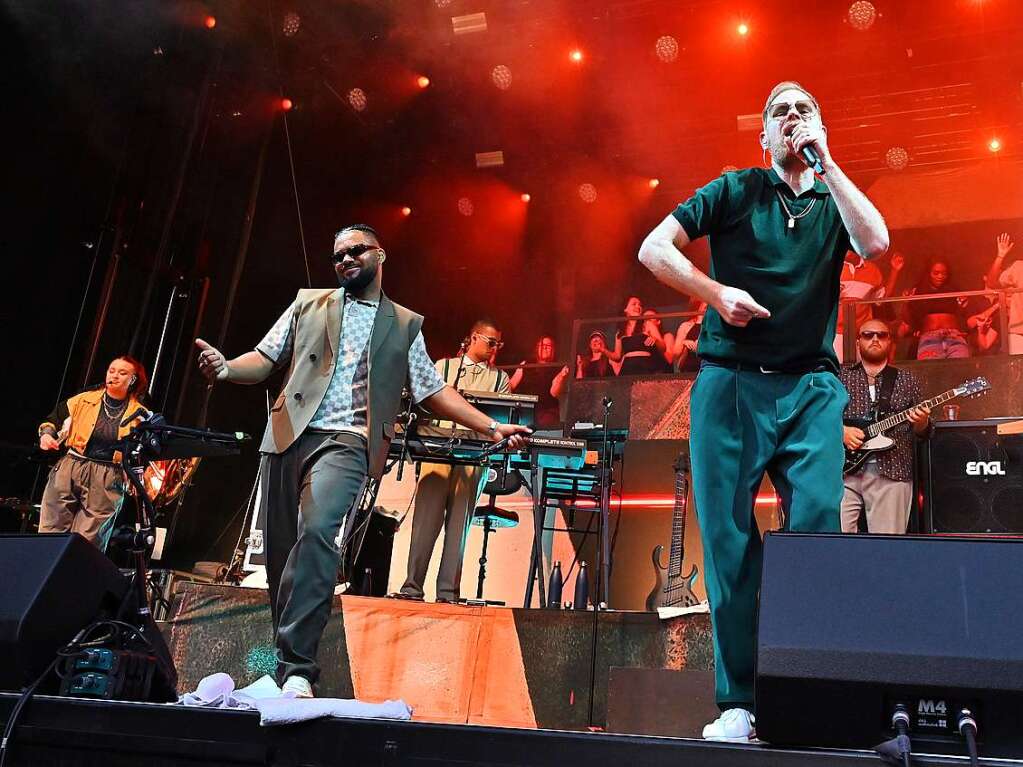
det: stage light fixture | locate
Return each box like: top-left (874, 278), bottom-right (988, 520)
top-left (848, 1), bottom-right (878, 30)
top-left (737, 22), bottom-right (749, 36)
top-left (401, 206), bottom-right (412, 217)
top-left (570, 49), bottom-right (584, 63)
top-left (521, 193), bottom-right (531, 203)
top-left (458, 197), bottom-right (474, 216)
top-left (282, 12), bottom-right (301, 37)
top-left (578, 183), bottom-right (597, 203)
top-left (434, 0), bottom-right (452, 6)
top-left (654, 35), bottom-right (679, 63)
top-left (280, 98), bottom-right (293, 112)
top-left (348, 88), bottom-right (368, 112)
top-left (417, 75), bottom-right (431, 89)
top-left (989, 138), bottom-right (1002, 152)
top-left (491, 65), bottom-right (513, 90)
top-left (648, 178), bottom-right (660, 189)
top-left (885, 146), bottom-right (909, 171)
top-left (205, 15), bottom-right (217, 29)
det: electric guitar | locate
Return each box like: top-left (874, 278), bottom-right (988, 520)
top-left (843, 376), bottom-right (991, 475)
top-left (646, 452), bottom-right (699, 611)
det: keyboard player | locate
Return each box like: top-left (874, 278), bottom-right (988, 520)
top-left (392, 319), bottom-right (512, 603)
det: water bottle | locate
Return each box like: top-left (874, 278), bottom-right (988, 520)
top-left (547, 561), bottom-right (563, 608)
top-left (574, 561), bottom-right (589, 610)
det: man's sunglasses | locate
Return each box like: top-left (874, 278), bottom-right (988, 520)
top-left (331, 243), bottom-right (379, 264)
top-left (858, 330), bottom-right (890, 340)
top-left (475, 333), bottom-right (504, 349)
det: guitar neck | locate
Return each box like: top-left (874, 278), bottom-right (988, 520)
top-left (667, 464), bottom-right (688, 577)
top-left (866, 389), bottom-right (958, 437)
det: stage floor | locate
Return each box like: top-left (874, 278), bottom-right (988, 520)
top-left (1, 692), bottom-right (1014, 767)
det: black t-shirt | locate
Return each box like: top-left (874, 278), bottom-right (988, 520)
top-left (84, 397), bottom-right (126, 462)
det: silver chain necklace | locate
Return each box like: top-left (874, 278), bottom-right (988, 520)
top-left (102, 393), bottom-right (128, 419)
top-left (775, 189), bottom-right (817, 230)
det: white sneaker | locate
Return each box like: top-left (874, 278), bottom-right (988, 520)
top-left (702, 708), bottom-right (756, 742)
top-left (281, 675), bottom-right (314, 698)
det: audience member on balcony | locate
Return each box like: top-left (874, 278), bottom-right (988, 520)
top-left (901, 259), bottom-right (970, 359)
top-left (672, 300), bottom-right (707, 373)
top-left (576, 330), bottom-right (615, 378)
top-left (509, 335), bottom-right (569, 428)
top-left (605, 296), bottom-right (671, 375)
top-left (965, 272), bottom-right (1001, 355)
top-left (641, 309), bottom-right (675, 372)
top-left (985, 233), bottom-right (1020, 354)
top-left (834, 250), bottom-right (902, 362)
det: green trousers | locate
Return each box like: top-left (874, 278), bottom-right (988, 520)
top-left (689, 364), bottom-right (847, 711)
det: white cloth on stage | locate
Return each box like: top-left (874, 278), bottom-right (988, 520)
top-left (177, 673), bottom-right (413, 726)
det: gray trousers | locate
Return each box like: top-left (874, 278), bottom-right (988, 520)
top-left (259, 431), bottom-right (367, 685)
top-left (39, 453), bottom-right (124, 549)
top-left (401, 462), bottom-right (485, 601)
top-left (840, 461), bottom-right (913, 534)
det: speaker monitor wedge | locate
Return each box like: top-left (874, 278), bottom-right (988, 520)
top-left (0, 533), bottom-right (129, 691)
top-left (756, 532), bottom-right (1023, 758)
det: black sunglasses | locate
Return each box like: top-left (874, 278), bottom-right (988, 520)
top-left (858, 330), bottom-right (890, 340)
top-left (331, 243), bottom-right (379, 264)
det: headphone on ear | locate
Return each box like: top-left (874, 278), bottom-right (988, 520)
top-left (129, 375), bottom-right (137, 388)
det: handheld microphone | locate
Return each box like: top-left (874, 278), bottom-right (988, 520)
top-left (800, 145), bottom-right (825, 175)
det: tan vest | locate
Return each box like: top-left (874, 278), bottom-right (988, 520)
top-left (258, 288), bottom-right (424, 479)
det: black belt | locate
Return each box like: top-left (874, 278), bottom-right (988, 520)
top-left (700, 358), bottom-right (833, 376)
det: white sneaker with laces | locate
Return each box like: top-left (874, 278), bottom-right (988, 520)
top-left (702, 708), bottom-right (756, 742)
top-left (281, 675), bottom-right (314, 698)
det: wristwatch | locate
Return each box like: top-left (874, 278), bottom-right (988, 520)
top-left (487, 420), bottom-right (499, 434)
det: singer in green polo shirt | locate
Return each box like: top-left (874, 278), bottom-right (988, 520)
top-left (638, 81), bottom-right (889, 742)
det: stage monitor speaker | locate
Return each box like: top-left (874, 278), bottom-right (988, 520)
top-left (756, 532), bottom-right (1023, 758)
top-left (920, 418), bottom-right (1023, 534)
top-left (0, 533), bottom-right (130, 691)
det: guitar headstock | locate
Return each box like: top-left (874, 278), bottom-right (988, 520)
top-left (673, 451), bottom-right (691, 473)
top-left (954, 377), bottom-right (992, 399)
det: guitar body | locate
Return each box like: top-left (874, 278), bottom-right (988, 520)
top-left (645, 544), bottom-right (699, 611)
top-left (645, 545), bottom-right (666, 612)
top-left (843, 428), bottom-right (895, 475)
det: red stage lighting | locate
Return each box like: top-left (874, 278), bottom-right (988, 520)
top-left (280, 98), bottom-right (293, 112)
top-left (569, 49), bottom-right (584, 63)
top-left (417, 75), bottom-right (431, 89)
top-left (989, 138), bottom-right (1002, 153)
top-left (401, 206), bottom-right (412, 217)
top-left (204, 15), bottom-right (217, 29)
top-left (648, 178), bottom-right (660, 189)
top-left (521, 193), bottom-right (531, 203)
top-left (737, 22), bottom-right (750, 36)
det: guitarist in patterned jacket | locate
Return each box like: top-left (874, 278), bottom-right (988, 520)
top-left (839, 318), bottom-right (931, 533)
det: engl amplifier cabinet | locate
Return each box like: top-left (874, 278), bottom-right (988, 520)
top-left (919, 418), bottom-right (1023, 534)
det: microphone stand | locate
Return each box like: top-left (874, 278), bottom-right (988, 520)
top-left (587, 395), bottom-right (613, 730)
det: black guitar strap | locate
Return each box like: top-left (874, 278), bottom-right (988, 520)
top-left (874, 365), bottom-right (899, 420)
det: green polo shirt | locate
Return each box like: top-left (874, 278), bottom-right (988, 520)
top-left (672, 167), bottom-right (851, 372)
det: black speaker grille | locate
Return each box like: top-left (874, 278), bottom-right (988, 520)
top-left (931, 485), bottom-right (986, 532)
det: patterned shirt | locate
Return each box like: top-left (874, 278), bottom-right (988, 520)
top-left (420, 356), bottom-right (510, 439)
top-left (257, 291), bottom-right (446, 436)
top-left (839, 363), bottom-right (922, 482)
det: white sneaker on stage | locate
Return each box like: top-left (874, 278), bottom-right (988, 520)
top-left (281, 676), bottom-right (314, 698)
top-left (702, 708), bottom-right (756, 742)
